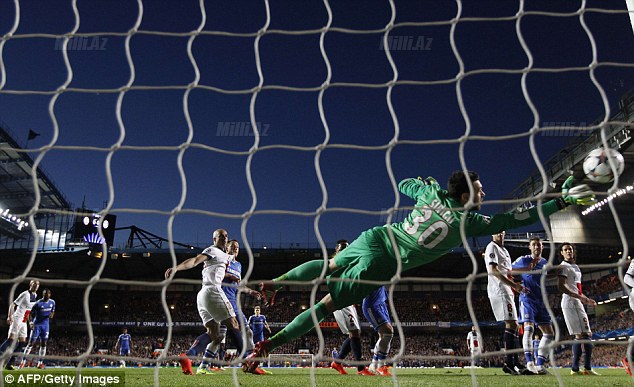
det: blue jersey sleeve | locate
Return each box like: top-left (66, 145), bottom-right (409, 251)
top-left (512, 257), bottom-right (528, 270)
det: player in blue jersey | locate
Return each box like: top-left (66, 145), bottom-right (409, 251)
top-left (248, 306), bottom-right (271, 344)
top-left (115, 328), bottom-right (132, 367)
top-left (512, 237), bottom-right (554, 375)
top-left (362, 286), bottom-right (394, 376)
top-left (223, 240), bottom-right (269, 374)
top-left (19, 289), bottom-right (55, 369)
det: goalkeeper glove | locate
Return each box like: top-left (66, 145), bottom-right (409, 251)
top-left (561, 176), bottom-right (596, 206)
top-left (417, 176), bottom-right (438, 186)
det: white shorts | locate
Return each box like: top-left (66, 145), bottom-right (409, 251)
top-left (196, 286), bottom-right (235, 326)
top-left (7, 320), bottom-right (27, 339)
top-left (333, 305), bottom-right (361, 335)
top-left (562, 305), bottom-right (591, 335)
top-left (471, 347), bottom-right (482, 356)
top-left (630, 288), bottom-right (634, 313)
top-left (488, 293), bottom-right (517, 322)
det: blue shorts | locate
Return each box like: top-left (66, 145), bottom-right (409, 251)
top-left (362, 302), bottom-right (391, 331)
top-left (29, 324), bottom-right (49, 342)
top-left (120, 348), bottom-right (130, 356)
top-left (519, 299), bottom-right (552, 325)
top-left (253, 332), bottom-right (265, 343)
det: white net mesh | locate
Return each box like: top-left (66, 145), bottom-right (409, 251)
top-left (0, 0), bottom-right (633, 386)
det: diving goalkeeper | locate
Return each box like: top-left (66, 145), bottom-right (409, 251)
top-left (244, 171), bottom-right (594, 372)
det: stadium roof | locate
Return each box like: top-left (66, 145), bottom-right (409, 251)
top-left (0, 124), bottom-right (71, 214)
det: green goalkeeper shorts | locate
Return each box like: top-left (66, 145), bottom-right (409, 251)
top-left (327, 228), bottom-right (397, 309)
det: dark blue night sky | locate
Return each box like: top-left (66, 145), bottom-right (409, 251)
top-left (1, 0), bottom-right (633, 248)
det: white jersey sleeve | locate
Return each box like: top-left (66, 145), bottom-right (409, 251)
top-left (625, 261), bottom-right (634, 288)
top-left (12, 291), bottom-right (35, 322)
top-left (200, 246), bottom-right (232, 287)
top-left (484, 241), bottom-right (513, 297)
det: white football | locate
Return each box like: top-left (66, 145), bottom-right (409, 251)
top-left (582, 148), bottom-right (625, 183)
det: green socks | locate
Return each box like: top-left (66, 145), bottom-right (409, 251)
top-left (273, 260), bottom-right (328, 284)
top-left (269, 301), bottom-right (330, 350)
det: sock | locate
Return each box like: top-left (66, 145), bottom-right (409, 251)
top-left (20, 343), bottom-right (33, 367)
top-left (274, 260), bottom-right (327, 283)
top-left (244, 328), bottom-right (254, 356)
top-left (504, 328), bottom-right (515, 365)
top-left (0, 338), bottom-right (13, 354)
top-left (536, 334), bottom-right (553, 367)
top-left (373, 350), bottom-right (388, 368)
top-left (522, 325), bottom-right (534, 363)
top-left (350, 336), bottom-right (363, 371)
top-left (37, 346), bottom-right (47, 366)
top-left (186, 332), bottom-right (211, 357)
top-left (337, 338), bottom-right (351, 360)
top-left (583, 341), bottom-right (593, 370)
top-left (571, 341), bottom-right (581, 371)
top-left (219, 349), bottom-right (226, 364)
top-left (269, 302), bottom-right (329, 350)
top-left (200, 342), bottom-right (219, 367)
top-left (513, 328), bottom-right (521, 366)
top-left (20, 344), bottom-right (33, 367)
top-left (374, 334), bottom-right (393, 368)
top-left (219, 325), bottom-right (228, 358)
top-left (226, 329), bottom-right (244, 355)
top-left (7, 342), bottom-right (26, 366)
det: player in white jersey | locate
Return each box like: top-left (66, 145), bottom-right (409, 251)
top-left (484, 231), bottom-right (527, 375)
top-left (333, 304), bottom-right (360, 336)
top-left (621, 259), bottom-right (634, 376)
top-left (558, 242), bottom-right (599, 375)
top-left (467, 326), bottom-right (482, 362)
top-left (0, 280), bottom-right (39, 370)
top-left (626, 260), bottom-right (634, 312)
top-left (165, 229), bottom-right (254, 375)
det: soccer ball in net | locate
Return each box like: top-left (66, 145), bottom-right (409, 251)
top-left (582, 148), bottom-right (625, 183)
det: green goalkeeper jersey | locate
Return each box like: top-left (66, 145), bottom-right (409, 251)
top-left (375, 177), bottom-right (564, 272)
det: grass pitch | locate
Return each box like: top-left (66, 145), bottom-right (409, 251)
top-left (5, 367), bottom-right (632, 386)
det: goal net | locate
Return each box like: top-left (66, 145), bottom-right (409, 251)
top-left (0, 0), bottom-right (632, 386)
